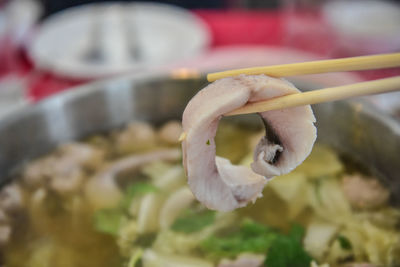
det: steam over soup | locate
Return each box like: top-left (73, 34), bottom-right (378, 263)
top-left (0, 120), bottom-right (399, 267)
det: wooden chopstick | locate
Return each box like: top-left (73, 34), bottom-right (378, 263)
top-left (225, 76), bottom-right (400, 116)
top-left (207, 53), bottom-right (400, 82)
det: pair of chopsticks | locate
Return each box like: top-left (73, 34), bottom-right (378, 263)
top-left (206, 53), bottom-right (400, 116)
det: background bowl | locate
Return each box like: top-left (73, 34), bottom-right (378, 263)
top-left (28, 3), bottom-right (210, 79)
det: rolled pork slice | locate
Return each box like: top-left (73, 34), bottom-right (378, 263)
top-left (182, 75), bottom-right (316, 211)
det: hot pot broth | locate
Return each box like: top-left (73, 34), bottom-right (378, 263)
top-left (1, 120), bottom-right (400, 267)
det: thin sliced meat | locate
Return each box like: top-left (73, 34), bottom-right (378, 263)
top-left (85, 149), bottom-right (180, 209)
top-left (341, 174), bottom-right (389, 209)
top-left (23, 143), bottom-right (104, 193)
top-left (182, 74), bottom-right (316, 211)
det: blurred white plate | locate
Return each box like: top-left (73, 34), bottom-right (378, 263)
top-left (322, 0), bottom-right (400, 54)
top-left (28, 2), bottom-right (210, 79)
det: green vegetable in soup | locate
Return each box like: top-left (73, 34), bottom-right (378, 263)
top-left (172, 209), bottom-right (216, 233)
top-left (337, 235), bottom-right (352, 250)
top-left (153, 212), bottom-right (237, 256)
top-left (125, 183), bottom-right (159, 198)
top-left (94, 209), bottom-right (125, 236)
top-left (201, 220), bottom-right (313, 265)
top-left (122, 182), bottom-right (158, 209)
top-left (265, 224), bottom-right (313, 267)
top-left (94, 182), bottom-right (158, 236)
top-left (288, 224), bottom-right (306, 244)
top-left (201, 219), bottom-right (279, 260)
top-left (127, 249), bottom-right (143, 267)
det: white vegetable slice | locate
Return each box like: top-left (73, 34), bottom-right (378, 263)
top-left (268, 172), bottom-right (308, 218)
top-left (142, 249), bottom-right (213, 267)
top-left (137, 193), bottom-right (163, 234)
top-left (218, 253), bottom-right (264, 267)
top-left (159, 187), bottom-right (195, 230)
top-left (304, 219), bottom-right (339, 260)
top-left (152, 165), bottom-right (186, 192)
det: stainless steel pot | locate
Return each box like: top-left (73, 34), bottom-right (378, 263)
top-left (0, 73), bottom-right (399, 202)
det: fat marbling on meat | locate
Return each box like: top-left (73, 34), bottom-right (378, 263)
top-left (182, 75), bottom-right (316, 211)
